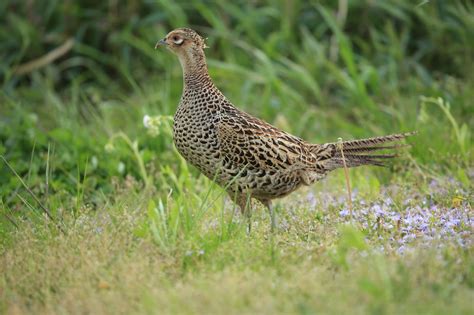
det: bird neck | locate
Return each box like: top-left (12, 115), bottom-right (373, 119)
top-left (178, 47), bottom-right (213, 89)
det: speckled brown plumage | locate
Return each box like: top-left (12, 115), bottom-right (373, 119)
top-left (157, 28), bottom-right (414, 227)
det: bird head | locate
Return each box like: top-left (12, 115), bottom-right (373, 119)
top-left (156, 28), bottom-right (208, 54)
top-left (156, 28), bottom-right (209, 74)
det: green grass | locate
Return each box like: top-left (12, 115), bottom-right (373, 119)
top-left (1, 0), bottom-right (473, 314)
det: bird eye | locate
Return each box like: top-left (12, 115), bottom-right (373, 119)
top-left (172, 36), bottom-right (184, 45)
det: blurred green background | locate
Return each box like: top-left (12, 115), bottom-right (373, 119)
top-left (1, 0), bottom-right (473, 211)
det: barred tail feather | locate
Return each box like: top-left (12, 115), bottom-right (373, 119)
top-left (325, 131), bottom-right (416, 171)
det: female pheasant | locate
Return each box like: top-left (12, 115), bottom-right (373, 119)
top-left (157, 28), bottom-right (413, 230)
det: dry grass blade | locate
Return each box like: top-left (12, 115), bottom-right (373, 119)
top-left (14, 38), bottom-right (74, 75)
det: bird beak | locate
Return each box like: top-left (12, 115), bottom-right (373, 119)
top-left (155, 38), bottom-right (167, 49)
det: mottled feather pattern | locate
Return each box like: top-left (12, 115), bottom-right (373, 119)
top-left (161, 28), bottom-right (414, 213)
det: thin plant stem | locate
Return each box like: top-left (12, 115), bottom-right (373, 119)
top-left (337, 138), bottom-right (353, 221)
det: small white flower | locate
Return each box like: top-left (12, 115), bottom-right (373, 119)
top-left (143, 115), bottom-right (151, 128)
top-left (143, 114), bottom-right (162, 137)
top-left (117, 161), bottom-right (125, 174)
top-left (91, 156), bottom-right (98, 169)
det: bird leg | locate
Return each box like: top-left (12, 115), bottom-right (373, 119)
top-left (262, 200), bottom-right (276, 233)
top-left (242, 196), bottom-right (252, 235)
top-left (229, 191), bottom-right (252, 234)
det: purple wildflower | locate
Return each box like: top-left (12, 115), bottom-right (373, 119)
top-left (339, 208), bottom-right (350, 218)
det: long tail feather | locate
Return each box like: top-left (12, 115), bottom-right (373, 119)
top-left (322, 131), bottom-right (416, 171)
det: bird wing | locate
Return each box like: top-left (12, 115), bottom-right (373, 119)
top-left (216, 108), bottom-right (316, 172)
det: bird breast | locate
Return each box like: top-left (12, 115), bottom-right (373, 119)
top-left (173, 99), bottom-right (221, 178)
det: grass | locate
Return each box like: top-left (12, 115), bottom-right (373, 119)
top-left (1, 0), bottom-right (473, 314)
top-left (2, 179), bottom-right (472, 314)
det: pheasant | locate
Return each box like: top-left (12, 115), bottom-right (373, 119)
top-left (156, 28), bottom-right (413, 230)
